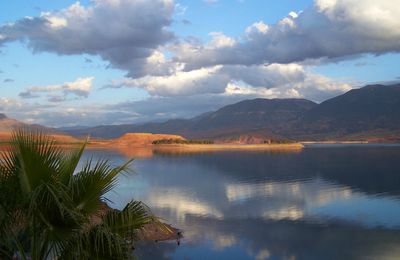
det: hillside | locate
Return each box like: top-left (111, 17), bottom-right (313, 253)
top-left (287, 84), bottom-right (400, 140)
top-left (0, 114), bottom-right (29, 141)
top-left (62, 84), bottom-right (400, 142)
top-left (0, 114), bottom-right (81, 143)
top-left (187, 98), bottom-right (316, 139)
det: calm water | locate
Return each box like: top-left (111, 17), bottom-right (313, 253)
top-left (84, 145), bottom-right (400, 260)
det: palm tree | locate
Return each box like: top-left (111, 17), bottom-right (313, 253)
top-left (0, 129), bottom-right (161, 259)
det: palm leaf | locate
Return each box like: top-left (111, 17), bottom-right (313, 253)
top-left (10, 129), bottom-right (63, 194)
top-left (60, 225), bottom-right (130, 260)
top-left (69, 158), bottom-right (133, 214)
top-left (101, 200), bottom-right (154, 237)
top-left (58, 138), bottom-right (88, 185)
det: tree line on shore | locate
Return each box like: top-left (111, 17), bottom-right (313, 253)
top-left (263, 139), bottom-right (296, 144)
top-left (152, 139), bottom-right (214, 145)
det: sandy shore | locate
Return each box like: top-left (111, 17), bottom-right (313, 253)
top-left (152, 143), bottom-right (303, 152)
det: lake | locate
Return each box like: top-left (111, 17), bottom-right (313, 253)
top-left (84, 145), bottom-right (400, 260)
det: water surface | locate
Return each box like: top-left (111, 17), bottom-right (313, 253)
top-left (84, 145), bottom-right (400, 259)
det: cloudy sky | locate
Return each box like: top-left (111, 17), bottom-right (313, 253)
top-left (0, 0), bottom-right (399, 127)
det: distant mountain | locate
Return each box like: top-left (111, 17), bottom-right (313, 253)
top-left (65, 98), bottom-right (317, 140)
top-left (184, 98), bottom-right (316, 139)
top-left (62, 84), bottom-right (400, 142)
top-left (287, 84), bottom-right (400, 140)
top-left (0, 114), bottom-right (80, 142)
top-left (57, 125), bottom-right (91, 131)
top-left (0, 114), bottom-right (25, 133)
top-left (61, 119), bottom-right (198, 139)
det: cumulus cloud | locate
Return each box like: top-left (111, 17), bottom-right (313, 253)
top-left (105, 63), bottom-right (350, 101)
top-left (19, 77), bottom-right (94, 102)
top-left (1, 0), bottom-right (398, 79)
top-left (175, 0), bottom-right (400, 70)
top-left (106, 66), bottom-right (230, 96)
top-left (4, 0), bottom-right (397, 77)
top-left (0, 0), bottom-right (175, 78)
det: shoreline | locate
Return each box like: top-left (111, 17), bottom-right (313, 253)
top-left (82, 143), bottom-right (304, 158)
top-left (151, 143), bottom-right (304, 151)
top-left (300, 141), bottom-right (369, 144)
top-left (2, 138), bottom-right (400, 153)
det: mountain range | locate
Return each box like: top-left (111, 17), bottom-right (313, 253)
top-left (1, 84), bottom-right (399, 143)
top-left (57, 83), bottom-right (400, 142)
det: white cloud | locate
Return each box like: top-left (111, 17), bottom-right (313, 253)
top-left (107, 66), bottom-right (230, 96)
top-left (1, 0), bottom-right (399, 78)
top-left (176, 0), bottom-right (400, 69)
top-left (42, 13), bottom-right (68, 29)
top-left (19, 77), bottom-right (94, 102)
top-left (245, 21), bottom-right (269, 36)
top-left (208, 32), bottom-right (236, 48)
top-left (316, 0), bottom-right (400, 38)
top-left (105, 63), bottom-right (350, 102)
top-left (0, 0), bottom-right (175, 78)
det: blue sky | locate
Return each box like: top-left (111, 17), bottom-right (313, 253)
top-left (0, 0), bottom-right (399, 126)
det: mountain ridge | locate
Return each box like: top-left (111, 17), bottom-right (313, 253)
top-left (3, 83), bottom-right (399, 143)
top-left (285, 84), bottom-right (400, 140)
top-left (61, 98), bottom-right (317, 140)
top-left (60, 84), bottom-right (400, 142)
top-left (0, 114), bottom-right (80, 143)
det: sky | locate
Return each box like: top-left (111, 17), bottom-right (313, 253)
top-left (0, 0), bottom-right (399, 127)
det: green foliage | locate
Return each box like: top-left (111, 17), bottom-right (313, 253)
top-left (0, 129), bottom-right (159, 259)
top-left (152, 139), bottom-right (214, 145)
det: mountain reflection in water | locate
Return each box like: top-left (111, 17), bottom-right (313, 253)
top-left (82, 145), bottom-right (400, 260)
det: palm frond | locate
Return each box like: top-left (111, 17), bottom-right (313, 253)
top-left (28, 182), bottom-right (84, 230)
top-left (69, 158), bottom-right (133, 214)
top-left (10, 129), bottom-right (63, 194)
top-left (60, 225), bottom-right (130, 260)
top-left (101, 200), bottom-right (154, 238)
top-left (58, 138), bottom-right (88, 185)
